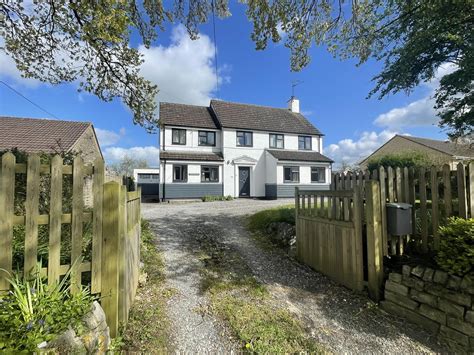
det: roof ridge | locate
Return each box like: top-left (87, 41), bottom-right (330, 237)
top-left (398, 135), bottom-right (461, 156)
top-left (211, 99), bottom-right (295, 112)
top-left (0, 115), bottom-right (91, 126)
top-left (160, 101), bottom-right (208, 109)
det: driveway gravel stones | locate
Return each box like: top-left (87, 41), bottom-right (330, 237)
top-left (142, 199), bottom-right (447, 353)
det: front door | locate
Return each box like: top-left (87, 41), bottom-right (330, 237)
top-left (239, 167), bottom-right (250, 197)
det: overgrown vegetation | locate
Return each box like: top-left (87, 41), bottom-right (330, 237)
top-left (436, 218), bottom-right (474, 276)
top-left (201, 195), bottom-right (234, 202)
top-left (121, 219), bottom-right (171, 352)
top-left (195, 227), bottom-right (322, 353)
top-left (247, 206), bottom-right (295, 232)
top-left (0, 262), bottom-right (94, 352)
top-left (367, 152), bottom-right (433, 171)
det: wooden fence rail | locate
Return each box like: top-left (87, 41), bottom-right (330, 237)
top-left (0, 152), bottom-right (141, 337)
top-left (331, 162), bottom-right (473, 254)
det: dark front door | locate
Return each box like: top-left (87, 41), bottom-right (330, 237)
top-left (239, 167), bottom-right (250, 197)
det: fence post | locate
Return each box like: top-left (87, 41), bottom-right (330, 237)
top-left (102, 182), bottom-right (120, 338)
top-left (0, 153), bottom-right (15, 290)
top-left (352, 186), bottom-right (364, 291)
top-left (469, 162), bottom-right (474, 218)
top-left (366, 181), bottom-right (384, 302)
top-left (457, 163), bottom-right (467, 219)
top-left (118, 185), bottom-right (128, 325)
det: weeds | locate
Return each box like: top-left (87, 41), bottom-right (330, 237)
top-left (120, 219), bottom-right (172, 352)
top-left (195, 228), bottom-right (324, 353)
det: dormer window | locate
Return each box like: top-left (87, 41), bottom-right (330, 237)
top-left (198, 131), bottom-right (216, 146)
top-left (269, 134), bottom-right (284, 149)
top-left (298, 136), bottom-right (312, 150)
top-left (236, 131), bottom-right (253, 147)
top-left (172, 128), bottom-right (186, 145)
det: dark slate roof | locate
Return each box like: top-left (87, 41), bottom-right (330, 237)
top-left (0, 116), bottom-right (91, 153)
top-left (210, 100), bottom-right (322, 135)
top-left (267, 149), bottom-right (333, 163)
top-left (160, 150), bottom-right (224, 161)
top-left (400, 135), bottom-right (474, 158)
top-left (159, 102), bottom-right (219, 129)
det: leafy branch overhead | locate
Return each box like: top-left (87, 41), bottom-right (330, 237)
top-left (1, 1), bottom-right (472, 138)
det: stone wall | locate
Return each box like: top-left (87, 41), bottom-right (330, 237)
top-left (381, 265), bottom-right (474, 352)
top-left (44, 301), bottom-right (110, 353)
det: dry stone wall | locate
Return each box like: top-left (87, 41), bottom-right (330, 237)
top-left (381, 265), bottom-right (474, 352)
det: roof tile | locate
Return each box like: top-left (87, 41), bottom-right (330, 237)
top-left (267, 149), bottom-right (333, 163)
top-left (0, 116), bottom-right (91, 153)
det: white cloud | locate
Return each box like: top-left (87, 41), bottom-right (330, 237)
top-left (326, 130), bottom-right (398, 168)
top-left (103, 146), bottom-right (160, 166)
top-left (139, 25), bottom-right (228, 107)
top-left (374, 97), bottom-right (437, 129)
top-left (374, 63), bottom-right (458, 130)
top-left (95, 128), bottom-right (126, 147)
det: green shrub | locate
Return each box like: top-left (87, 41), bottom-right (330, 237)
top-left (202, 195), bottom-right (234, 202)
top-left (248, 206), bottom-right (295, 233)
top-left (367, 152), bottom-right (432, 171)
top-left (436, 217), bottom-right (474, 276)
top-left (0, 262), bottom-right (94, 351)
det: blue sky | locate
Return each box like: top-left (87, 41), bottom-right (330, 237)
top-left (0, 2), bottom-right (449, 168)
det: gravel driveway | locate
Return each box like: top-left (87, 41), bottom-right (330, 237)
top-left (142, 199), bottom-right (446, 353)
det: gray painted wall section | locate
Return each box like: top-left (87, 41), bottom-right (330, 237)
top-left (265, 184), bottom-right (277, 199)
top-left (160, 183), bottom-right (223, 199)
top-left (273, 184), bottom-right (330, 198)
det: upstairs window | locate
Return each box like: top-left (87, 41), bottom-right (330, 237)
top-left (284, 166), bottom-right (300, 183)
top-left (298, 136), bottom-right (312, 150)
top-left (173, 165), bottom-right (187, 182)
top-left (172, 128), bottom-right (186, 145)
top-left (201, 166), bottom-right (219, 182)
top-left (269, 134), bottom-right (284, 149)
top-left (236, 131), bottom-right (253, 147)
top-left (198, 131), bottom-right (216, 146)
top-left (311, 167), bottom-right (326, 183)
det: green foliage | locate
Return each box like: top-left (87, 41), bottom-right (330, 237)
top-left (248, 206), bottom-right (295, 233)
top-left (0, 262), bottom-right (94, 352)
top-left (367, 152), bottom-right (432, 171)
top-left (2, 1), bottom-right (471, 137)
top-left (201, 195), bottom-right (233, 202)
top-left (436, 218), bottom-right (474, 276)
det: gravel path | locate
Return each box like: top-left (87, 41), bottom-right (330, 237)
top-left (142, 199), bottom-right (446, 353)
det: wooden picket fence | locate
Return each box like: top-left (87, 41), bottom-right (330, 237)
top-left (331, 162), bottom-right (474, 255)
top-left (0, 152), bottom-right (141, 337)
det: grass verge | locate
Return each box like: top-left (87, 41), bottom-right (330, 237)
top-left (195, 228), bottom-right (324, 353)
top-left (120, 219), bottom-right (172, 352)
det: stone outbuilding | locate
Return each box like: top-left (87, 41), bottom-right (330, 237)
top-left (0, 116), bottom-right (116, 206)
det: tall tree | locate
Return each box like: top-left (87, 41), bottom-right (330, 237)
top-left (1, 1), bottom-right (472, 138)
top-left (109, 155), bottom-right (149, 177)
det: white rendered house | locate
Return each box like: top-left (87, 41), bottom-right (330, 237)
top-left (159, 98), bottom-right (333, 199)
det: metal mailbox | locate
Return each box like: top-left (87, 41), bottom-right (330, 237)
top-left (386, 202), bottom-right (412, 236)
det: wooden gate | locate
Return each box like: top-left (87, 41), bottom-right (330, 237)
top-left (296, 183), bottom-right (384, 300)
top-left (295, 188), bottom-right (364, 291)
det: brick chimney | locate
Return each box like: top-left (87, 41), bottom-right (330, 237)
top-left (288, 96), bottom-right (300, 113)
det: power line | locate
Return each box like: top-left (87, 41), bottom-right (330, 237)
top-left (211, 0), bottom-right (219, 96)
top-left (0, 80), bottom-right (59, 119)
